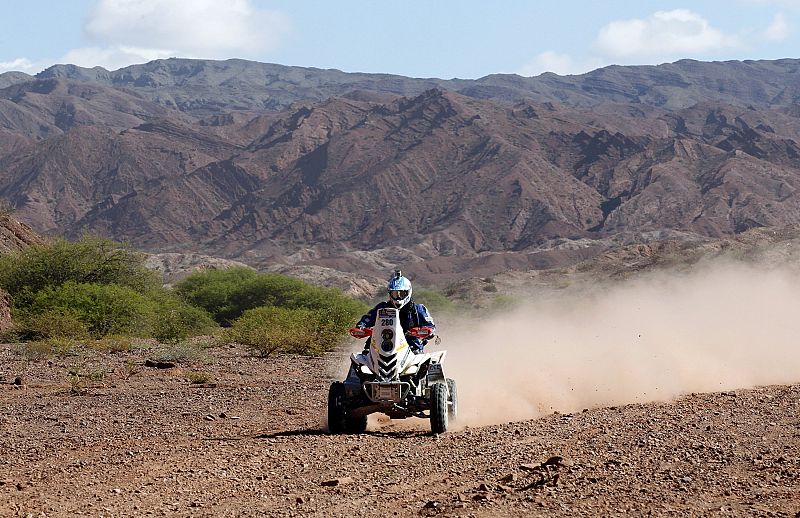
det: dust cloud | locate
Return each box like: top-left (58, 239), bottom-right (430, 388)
top-left (438, 260), bottom-right (800, 427)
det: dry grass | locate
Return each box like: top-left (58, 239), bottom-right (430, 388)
top-left (185, 370), bottom-right (214, 384)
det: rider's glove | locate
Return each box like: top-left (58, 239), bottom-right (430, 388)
top-left (356, 323), bottom-right (366, 330)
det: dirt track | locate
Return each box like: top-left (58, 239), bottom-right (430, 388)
top-left (1, 342), bottom-right (799, 517)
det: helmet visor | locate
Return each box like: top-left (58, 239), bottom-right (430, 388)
top-left (389, 290), bottom-right (409, 301)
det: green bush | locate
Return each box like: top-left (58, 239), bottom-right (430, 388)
top-left (9, 283), bottom-right (216, 342)
top-left (0, 235), bottom-right (158, 307)
top-left (0, 235), bottom-right (219, 343)
top-left (308, 302), bottom-right (367, 353)
top-left (29, 281), bottom-right (152, 338)
top-left (173, 267), bottom-right (258, 325)
top-left (146, 291), bottom-right (216, 343)
top-left (150, 309), bottom-right (190, 344)
top-left (11, 308), bottom-right (90, 341)
top-left (224, 306), bottom-right (311, 357)
top-left (224, 305), bottom-right (353, 357)
top-left (176, 268), bottom-right (367, 327)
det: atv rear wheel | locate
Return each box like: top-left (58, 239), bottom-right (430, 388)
top-left (446, 378), bottom-right (458, 422)
top-left (430, 382), bottom-right (449, 434)
top-left (327, 382), bottom-right (347, 434)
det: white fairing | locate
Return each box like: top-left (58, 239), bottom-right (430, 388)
top-left (350, 307), bottom-right (446, 382)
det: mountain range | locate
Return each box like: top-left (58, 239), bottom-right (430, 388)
top-left (1, 57), bottom-right (800, 286)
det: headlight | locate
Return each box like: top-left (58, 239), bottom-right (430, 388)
top-left (359, 365), bottom-right (373, 375)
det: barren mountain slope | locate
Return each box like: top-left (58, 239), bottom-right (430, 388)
top-left (0, 119), bottom-right (248, 240)
top-left (1, 79), bottom-right (800, 282)
top-left (0, 78), bottom-right (178, 136)
top-left (37, 57), bottom-right (800, 115)
top-left (38, 59), bottom-right (448, 116)
top-left (443, 224), bottom-right (800, 308)
top-left (0, 72), bottom-right (33, 89)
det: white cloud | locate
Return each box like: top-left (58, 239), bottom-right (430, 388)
top-left (518, 8), bottom-right (794, 79)
top-left (1, 1), bottom-right (292, 74)
top-left (594, 9), bottom-right (740, 60)
top-left (0, 58), bottom-right (39, 74)
top-left (77, 0), bottom-right (290, 67)
top-left (0, 48), bottom-right (179, 75)
top-left (517, 51), bottom-right (605, 77)
top-left (764, 12), bottom-right (791, 40)
top-left (59, 46), bottom-right (176, 71)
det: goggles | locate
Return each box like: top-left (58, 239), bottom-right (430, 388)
top-left (389, 290), bottom-right (409, 301)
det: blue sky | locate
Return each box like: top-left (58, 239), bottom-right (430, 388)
top-left (1, 0), bottom-right (799, 79)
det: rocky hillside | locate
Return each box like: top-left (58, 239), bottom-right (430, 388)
top-left (5, 57), bottom-right (799, 116)
top-left (445, 224), bottom-right (800, 308)
top-left (0, 213), bottom-right (44, 330)
top-left (1, 58), bottom-right (800, 285)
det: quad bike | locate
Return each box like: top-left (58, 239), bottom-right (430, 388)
top-left (327, 307), bottom-right (457, 434)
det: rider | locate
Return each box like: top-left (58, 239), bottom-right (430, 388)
top-left (354, 270), bottom-right (436, 353)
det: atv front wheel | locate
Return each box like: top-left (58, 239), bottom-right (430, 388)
top-left (446, 378), bottom-right (458, 422)
top-left (327, 382), bottom-right (347, 434)
top-left (430, 382), bottom-right (449, 434)
top-left (346, 415), bottom-right (368, 433)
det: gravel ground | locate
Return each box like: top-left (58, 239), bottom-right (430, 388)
top-left (0, 341), bottom-right (798, 517)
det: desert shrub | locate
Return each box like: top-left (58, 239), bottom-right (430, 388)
top-left (11, 308), bottom-right (90, 341)
top-left (225, 306), bottom-right (314, 357)
top-left (118, 359), bottom-right (140, 380)
top-left (67, 364), bottom-right (106, 395)
top-left (15, 337), bottom-right (82, 359)
top-left (90, 335), bottom-right (132, 353)
top-left (176, 268), bottom-right (367, 327)
top-left (0, 236), bottom-right (158, 308)
top-left (226, 302), bottom-right (359, 357)
top-left (173, 267), bottom-right (258, 325)
top-left (150, 339), bottom-right (211, 364)
top-left (0, 235), bottom-right (219, 343)
top-left (15, 279), bottom-right (215, 341)
top-left (150, 307), bottom-right (200, 344)
top-left (185, 370), bottom-right (214, 384)
top-left (146, 291), bottom-right (216, 343)
top-left (29, 281), bottom-right (152, 338)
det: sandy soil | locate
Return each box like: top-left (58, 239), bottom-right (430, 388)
top-left (0, 341), bottom-right (798, 517)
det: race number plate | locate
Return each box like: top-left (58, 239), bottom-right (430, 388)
top-left (365, 381), bottom-right (409, 403)
top-left (376, 383), bottom-right (401, 400)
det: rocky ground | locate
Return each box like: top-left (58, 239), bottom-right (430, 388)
top-left (0, 340), bottom-right (798, 517)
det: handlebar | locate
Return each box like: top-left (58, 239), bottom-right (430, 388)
top-left (408, 326), bottom-right (435, 339)
top-left (350, 326), bottom-right (434, 339)
top-left (349, 327), bottom-right (372, 338)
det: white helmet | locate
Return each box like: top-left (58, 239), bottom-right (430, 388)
top-left (387, 270), bottom-right (412, 308)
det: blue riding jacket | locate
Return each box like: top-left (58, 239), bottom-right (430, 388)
top-left (356, 300), bottom-right (436, 352)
